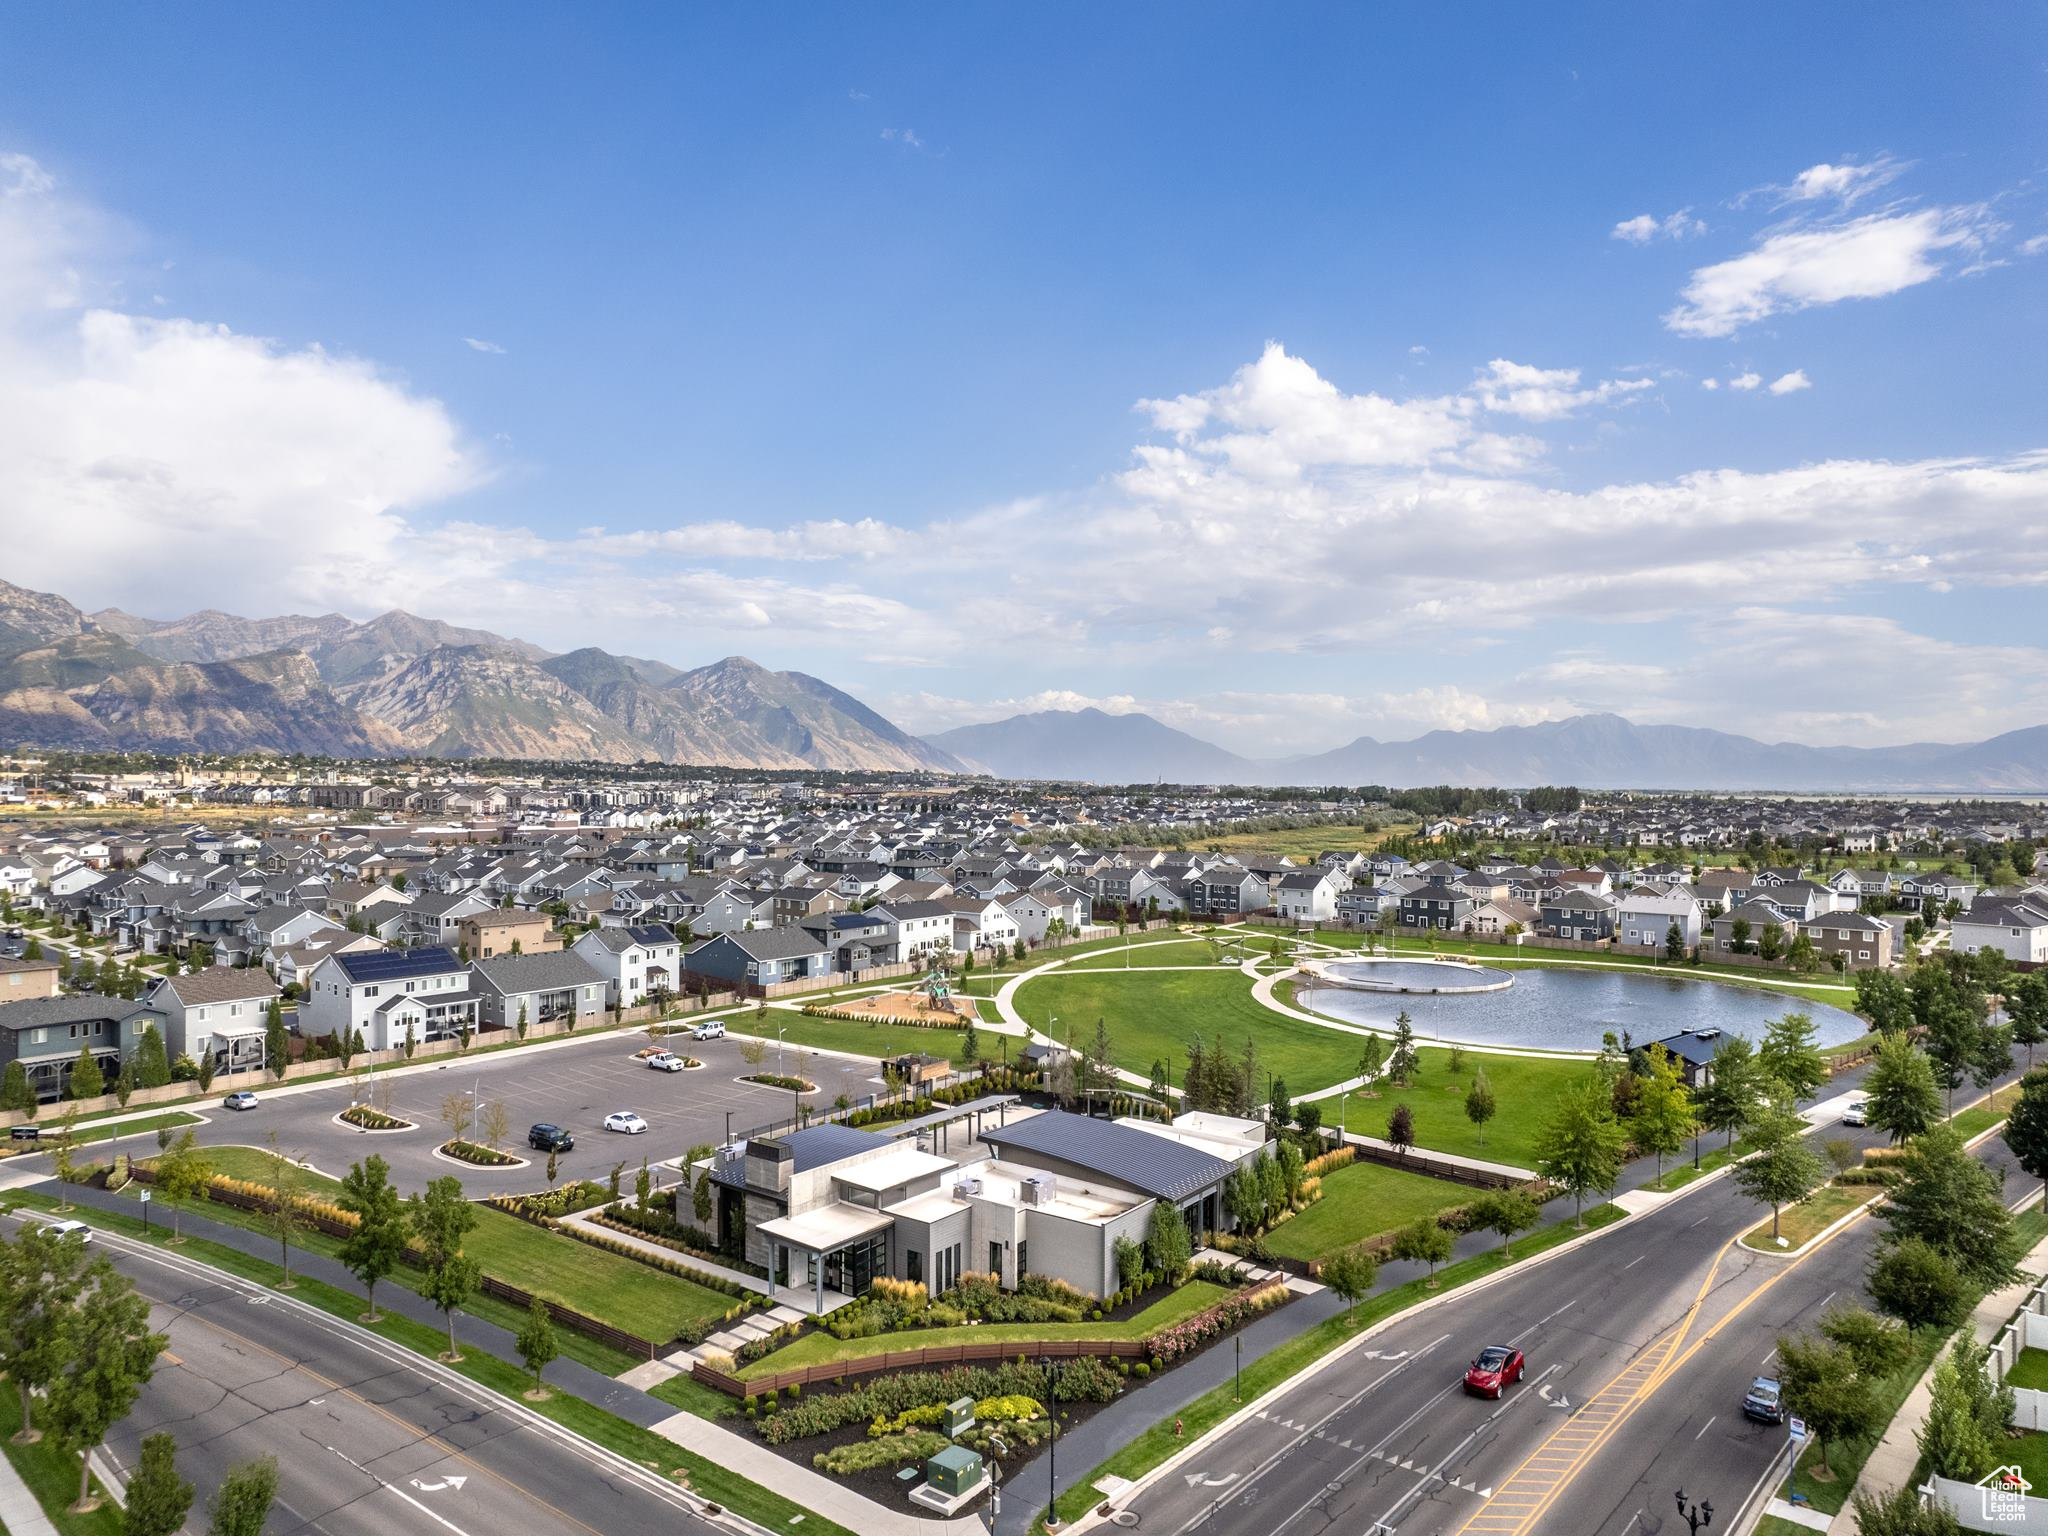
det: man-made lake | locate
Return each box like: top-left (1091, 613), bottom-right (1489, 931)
top-left (1298, 965), bottom-right (1865, 1053)
top-left (1321, 959), bottom-right (1514, 993)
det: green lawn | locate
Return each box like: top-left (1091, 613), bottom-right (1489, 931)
top-left (2006, 1431), bottom-right (2048, 1499)
top-left (1265, 1159), bottom-right (1474, 1260)
top-left (1206, 822), bottom-right (1417, 859)
top-left (1950, 1082), bottom-right (2019, 1141)
top-left (738, 1279), bottom-right (1235, 1379)
top-left (2006, 1347), bottom-right (2048, 1391)
top-left (1062, 939), bottom-right (1240, 970)
top-left (163, 1144), bottom-right (739, 1344)
top-left (1740, 1181), bottom-right (1875, 1252)
top-left (1352, 1048), bottom-right (1597, 1167)
top-left (0, 1381), bottom-right (123, 1536)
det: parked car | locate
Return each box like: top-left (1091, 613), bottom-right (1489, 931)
top-left (223, 1090), bottom-right (259, 1111)
top-left (43, 1219), bottom-right (92, 1245)
top-left (528, 1123), bottom-right (575, 1153)
top-left (691, 1020), bottom-right (725, 1041)
top-left (1744, 1376), bottom-right (1786, 1424)
top-left (645, 1051), bottom-right (685, 1072)
top-left (1463, 1345), bottom-right (1526, 1399)
top-left (604, 1111), bottom-right (649, 1135)
top-left (1842, 1098), bottom-right (1869, 1127)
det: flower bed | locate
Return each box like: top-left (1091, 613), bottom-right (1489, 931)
top-left (486, 1180), bottom-right (610, 1221)
top-left (1144, 1278), bottom-right (1291, 1367)
top-left (438, 1139), bottom-right (522, 1167)
top-left (558, 1222), bottom-right (762, 1304)
top-left (338, 1105), bottom-right (412, 1131)
top-left (589, 1206), bottom-right (766, 1277)
top-left (753, 1356), bottom-right (1120, 1445)
top-left (740, 1073), bottom-right (815, 1093)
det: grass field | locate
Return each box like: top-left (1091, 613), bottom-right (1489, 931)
top-left (1740, 1181), bottom-right (1875, 1251)
top-left (1350, 1048), bottom-right (1594, 1166)
top-left (1206, 822), bottom-right (1418, 859)
top-left (174, 1144), bottom-right (739, 1344)
top-left (737, 1279), bottom-right (1234, 1379)
top-left (0, 1382), bottom-right (123, 1536)
top-left (1062, 938), bottom-right (1238, 970)
top-left (1264, 1159), bottom-right (1474, 1260)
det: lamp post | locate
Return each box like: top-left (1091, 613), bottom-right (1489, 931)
top-left (1040, 1356), bottom-right (1062, 1529)
top-left (1675, 1489), bottom-right (1712, 1536)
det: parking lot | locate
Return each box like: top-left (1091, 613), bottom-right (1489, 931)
top-left (179, 1028), bottom-right (894, 1197)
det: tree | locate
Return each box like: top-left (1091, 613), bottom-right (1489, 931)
top-left (1267, 1076), bottom-right (1293, 1134)
top-left (0, 1223), bottom-right (94, 1443)
top-left (0, 1059), bottom-right (33, 1117)
top-left (2002, 1066), bottom-right (2048, 1204)
top-left (48, 1108), bottom-right (79, 1205)
top-left (1757, 1012), bottom-right (1828, 1102)
top-left (2009, 971), bottom-right (2048, 1070)
top-left (1113, 1234), bottom-right (1144, 1292)
top-left (1854, 969), bottom-right (1915, 1037)
top-left (1144, 1199), bottom-right (1191, 1279)
top-left (410, 1175), bottom-right (481, 1359)
top-left (154, 1130), bottom-right (214, 1243)
top-left (1386, 1013), bottom-right (1419, 1086)
top-left (207, 1456), bottom-right (279, 1536)
top-left (403, 1023), bottom-right (417, 1060)
top-left (1730, 915), bottom-right (1752, 954)
top-left (262, 1132), bottom-right (304, 1286)
top-left (1664, 921), bottom-right (1685, 963)
top-left (337, 1155), bottom-right (407, 1323)
top-left (1386, 1102), bottom-right (1415, 1157)
top-left (1321, 1246), bottom-right (1378, 1320)
top-left (1278, 1142), bottom-right (1305, 1207)
top-left (1863, 1032), bottom-right (1943, 1145)
top-left (516, 1001), bottom-right (529, 1041)
top-left (1464, 1187), bottom-right (1541, 1255)
top-left (1775, 1328), bottom-right (1880, 1482)
top-left (1880, 1122), bottom-right (2019, 1292)
top-left (1224, 1164), bottom-right (1263, 1233)
top-left (546, 1149), bottom-right (560, 1188)
top-left (1868, 1237), bottom-right (1971, 1335)
top-left (1695, 1035), bottom-right (1760, 1148)
top-left (1918, 1336), bottom-right (2008, 1483)
top-left (1733, 1092), bottom-right (1826, 1242)
top-left (66, 1046), bottom-right (103, 1102)
top-left (196, 1050), bottom-right (215, 1092)
top-left (1533, 1076), bottom-right (1627, 1228)
top-left (1464, 1069), bottom-right (1497, 1147)
top-left (41, 1259), bottom-right (166, 1510)
top-left (125, 1432), bottom-right (195, 1536)
top-left (482, 1099), bottom-right (509, 1153)
top-left (962, 1020), bottom-right (981, 1063)
top-left (440, 1092), bottom-right (475, 1146)
top-left (1758, 922), bottom-right (1784, 963)
top-left (1358, 1034), bottom-right (1386, 1085)
top-left (1294, 1101), bottom-right (1323, 1139)
top-left (740, 1035), bottom-right (767, 1069)
top-left (1850, 1485), bottom-right (1962, 1536)
top-left (1390, 1216), bottom-right (1455, 1286)
top-left (1258, 1149), bottom-right (1286, 1223)
top-left (133, 1023), bottom-right (171, 1089)
top-left (516, 1296), bottom-right (558, 1397)
top-left (1630, 1044), bottom-right (1693, 1182)
top-left (636, 1158), bottom-right (653, 1215)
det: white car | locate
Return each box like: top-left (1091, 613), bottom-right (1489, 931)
top-left (604, 1111), bottom-right (649, 1135)
top-left (691, 1020), bottom-right (726, 1041)
top-left (1842, 1098), bottom-right (1869, 1127)
top-left (43, 1219), bottom-right (92, 1245)
top-left (645, 1051), bottom-right (685, 1072)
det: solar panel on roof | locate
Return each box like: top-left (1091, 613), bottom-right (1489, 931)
top-left (335, 946), bottom-right (460, 983)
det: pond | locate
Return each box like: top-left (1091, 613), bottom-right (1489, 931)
top-left (1296, 964), bottom-right (1865, 1053)
top-left (1320, 959), bottom-right (1513, 993)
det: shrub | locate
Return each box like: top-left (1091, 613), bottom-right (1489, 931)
top-left (1134, 1362), bottom-right (1150, 1379)
top-left (813, 1431), bottom-right (949, 1475)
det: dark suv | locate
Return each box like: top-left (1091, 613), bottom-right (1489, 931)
top-left (528, 1123), bottom-right (575, 1153)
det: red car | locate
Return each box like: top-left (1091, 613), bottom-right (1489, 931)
top-left (1463, 1345), bottom-right (1525, 1398)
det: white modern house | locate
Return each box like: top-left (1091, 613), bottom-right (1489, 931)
top-left (298, 945), bottom-right (479, 1051)
top-left (573, 922), bottom-right (684, 1008)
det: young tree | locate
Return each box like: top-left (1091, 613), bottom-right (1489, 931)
top-left (1849, 1486), bottom-right (1963, 1536)
top-left (440, 1092), bottom-right (475, 1146)
top-left (1629, 1044), bottom-right (1693, 1182)
top-left (1880, 1122), bottom-right (2020, 1292)
top-left (337, 1155), bottom-right (407, 1322)
top-left (410, 1175), bottom-right (482, 1360)
top-left (1386, 1102), bottom-right (1415, 1157)
top-left (962, 1019), bottom-right (981, 1063)
top-left (2002, 1066), bottom-right (2048, 1204)
top-left (1144, 1199), bottom-right (1192, 1279)
top-left (1864, 1032), bottom-right (1943, 1145)
top-left (1664, 921), bottom-right (1686, 963)
top-left (1258, 1149), bottom-right (1287, 1223)
top-left (481, 1099), bottom-right (509, 1153)
top-left (635, 1158), bottom-right (653, 1214)
top-left (1389, 1215), bottom-right (1455, 1286)
top-left (516, 1296), bottom-right (558, 1398)
top-left (1757, 1012), bottom-right (1828, 1102)
top-left (262, 1132), bottom-right (305, 1286)
top-left (42, 1259), bottom-right (167, 1510)
top-left (1386, 1013), bottom-right (1419, 1086)
top-left (0, 1059), bottom-right (34, 1118)
top-left (1357, 1034), bottom-right (1387, 1085)
top-left (0, 1223), bottom-right (95, 1443)
top-left (1224, 1163), bottom-right (1264, 1233)
top-left (1464, 1187), bottom-right (1541, 1255)
top-left (207, 1456), bottom-right (279, 1536)
top-left (546, 1149), bottom-right (560, 1189)
top-left (66, 1046), bottom-right (103, 1102)
top-left (1868, 1237), bottom-right (1971, 1335)
top-left (2008, 972), bottom-right (2048, 1070)
top-left (1267, 1076), bottom-right (1293, 1134)
top-left (1113, 1234), bottom-right (1144, 1292)
top-left (48, 1107), bottom-right (80, 1207)
top-left (1695, 1034), bottom-right (1760, 1149)
top-left (1733, 1092), bottom-right (1827, 1242)
top-left (196, 1051), bottom-right (215, 1092)
top-left (1917, 1336), bottom-right (2009, 1483)
top-left (133, 1023), bottom-right (172, 1089)
top-left (154, 1130), bottom-right (214, 1243)
top-left (125, 1432), bottom-right (195, 1536)
top-left (1320, 1245), bottom-right (1378, 1320)
top-left (1533, 1076), bottom-right (1627, 1228)
top-left (1294, 1101), bottom-right (1323, 1139)
top-left (1464, 1069), bottom-right (1497, 1147)
top-left (1775, 1327), bottom-right (1880, 1482)
top-left (1278, 1141), bottom-right (1305, 1207)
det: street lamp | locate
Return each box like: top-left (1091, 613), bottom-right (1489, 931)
top-left (1039, 1356), bottom-right (1063, 1529)
top-left (1675, 1489), bottom-right (1712, 1536)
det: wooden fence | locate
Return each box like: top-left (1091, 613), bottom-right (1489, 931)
top-left (694, 1334), bottom-right (1148, 1398)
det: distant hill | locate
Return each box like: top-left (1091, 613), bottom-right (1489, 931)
top-left (929, 706), bottom-right (2048, 792)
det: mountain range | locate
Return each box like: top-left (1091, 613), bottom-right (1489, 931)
top-left (930, 706), bottom-right (2048, 793)
top-left (0, 578), bottom-right (962, 772)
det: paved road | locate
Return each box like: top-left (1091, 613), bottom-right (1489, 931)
top-left (172, 1029), bottom-right (888, 1196)
top-left (1111, 1117), bottom-right (2028, 1536)
top-left (8, 1211), bottom-right (727, 1536)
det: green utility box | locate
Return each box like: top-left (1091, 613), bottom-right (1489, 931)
top-left (943, 1396), bottom-right (976, 1436)
top-left (925, 1445), bottom-right (984, 1497)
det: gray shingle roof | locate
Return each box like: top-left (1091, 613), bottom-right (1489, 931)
top-left (980, 1111), bottom-right (1230, 1202)
top-left (470, 952), bottom-right (605, 996)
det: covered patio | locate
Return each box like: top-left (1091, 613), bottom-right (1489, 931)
top-left (756, 1203), bottom-right (893, 1315)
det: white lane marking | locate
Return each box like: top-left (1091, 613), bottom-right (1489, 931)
top-left (327, 1446), bottom-right (474, 1536)
top-left (1761, 1345), bottom-right (1778, 1366)
top-left (1695, 1414), bottom-right (1718, 1440)
top-left (1509, 1298), bottom-right (1578, 1345)
top-left (1621, 1254), bottom-right (1645, 1270)
top-left (410, 1475), bottom-right (469, 1493)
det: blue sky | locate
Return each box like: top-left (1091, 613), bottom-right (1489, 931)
top-left (3, 5), bottom-right (2044, 755)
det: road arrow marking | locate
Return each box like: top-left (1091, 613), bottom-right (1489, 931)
top-left (1182, 1472), bottom-right (1238, 1488)
top-left (409, 1476), bottom-right (469, 1493)
top-left (1537, 1384), bottom-right (1573, 1410)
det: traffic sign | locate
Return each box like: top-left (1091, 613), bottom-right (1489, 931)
top-left (138, 1189), bottom-right (151, 1203)
top-left (1790, 1416), bottom-right (1808, 1440)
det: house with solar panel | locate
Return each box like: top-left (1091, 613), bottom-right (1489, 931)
top-left (571, 922), bottom-right (683, 1008)
top-left (298, 944), bottom-right (482, 1051)
top-left (711, 1106), bottom-right (1269, 1311)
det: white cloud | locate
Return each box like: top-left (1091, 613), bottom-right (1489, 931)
top-left (1767, 369), bottom-right (1812, 395)
top-left (1611, 209), bottom-right (1705, 244)
top-left (1728, 372), bottom-right (1762, 391)
top-left (2023, 235), bottom-right (2048, 258)
top-left (847, 88), bottom-right (870, 102)
top-left (1665, 206), bottom-right (1996, 337)
top-left (463, 336), bottom-right (505, 354)
top-left (1699, 377), bottom-right (1720, 391)
top-left (1770, 157), bottom-right (1906, 208)
top-left (1408, 344), bottom-right (1429, 357)
top-left (1470, 359), bottom-right (1654, 422)
top-left (881, 128), bottom-right (925, 149)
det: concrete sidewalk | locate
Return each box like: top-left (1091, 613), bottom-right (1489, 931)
top-left (0, 1442), bottom-right (59, 1536)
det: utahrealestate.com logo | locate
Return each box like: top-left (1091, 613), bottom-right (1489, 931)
top-left (1977, 1464), bottom-right (2033, 1524)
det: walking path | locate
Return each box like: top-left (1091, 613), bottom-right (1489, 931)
top-left (0, 1444), bottom-right (59, 1536)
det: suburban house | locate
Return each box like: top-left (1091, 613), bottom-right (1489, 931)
top-left (1273, 869), bottom-right (1342, 922)
top-left (1465, 897), bottom-right (1538, 937)
top-left (0, 994), bottom-right (161, 1102)
top-left (798, 911), bottom-right (892, 972)
top-left (870, 899), bottom-right (956, 965)
top-left (1541, 890), bottom-right (1616, 942)
top-left (470, 952), bottom-right (608, 1032)
top-left (144, 968), bottom-right (280, 1075)
top-left (1615, 889), bottom-right (1704, 950)
top-left (0, 956), bottom-right (61, 1002)
top-left (1399, 886), bottom-right (1475, 931)
top-left (457, 908), bottom-right (560, 959)
top-left (572, 923), bottom-right (684, 1008)
top-left (1708, 903), bottom-right (1796, 956)
top-left (1794, 911), bottom-right (1895, 970)
top-left (684, 929), bottom-right (831, 991)
top-left (1952, 895), bottom-right (2048, 965)
top-left (299, 945), bottom-right (480, 1051)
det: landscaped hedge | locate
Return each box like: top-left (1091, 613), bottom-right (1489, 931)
top-left (339, 1105), bottom-right (410, 1130)
top-left (755, 1357), bottom-right (1120, 1446)
top-left (439, 1139), bottom-right (521, 1166)
top-left (741, 1072), bottom-right (815, 1093)
top-left (589, 1205), bottom-right (767, 1276)
top-left (733, 1321), bottom-right (806, 1367)
top-left (558, 1221), bottom-right (761, 1302)
top-left (503, 1180), bottom-right (610, 1220)
top-left (821, 1269), bottom-right (1093, 1340)
top-left (813, 1430), bottom-right (948, 1474)
top-left (1303, 1145), bottom-right (1356, 1179)
top-left (1144, 1279), bottom-right (1290, 1367)
top-left (800, 1002), bottom-right (960, 1030)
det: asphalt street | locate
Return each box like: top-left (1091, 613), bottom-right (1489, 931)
top-left (10, 1212), bottom-right (728, 1536)
top-left (1115, 1113), bottom-right (2030, 1536)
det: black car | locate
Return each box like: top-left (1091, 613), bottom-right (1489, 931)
top-left (528, 1123), bottom-right (575, 1153)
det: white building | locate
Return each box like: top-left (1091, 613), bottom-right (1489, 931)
top-left (298, 945), bottom-right (479, 1051)
top-left (1952, 896), bottom-right (2048, 966)
top-left (573, 922), bottom-right (684, 1009)
top-left (144, 968), bottom-right (280, 1075)
top-left (1615, 889), bottom-right (1705, 950)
